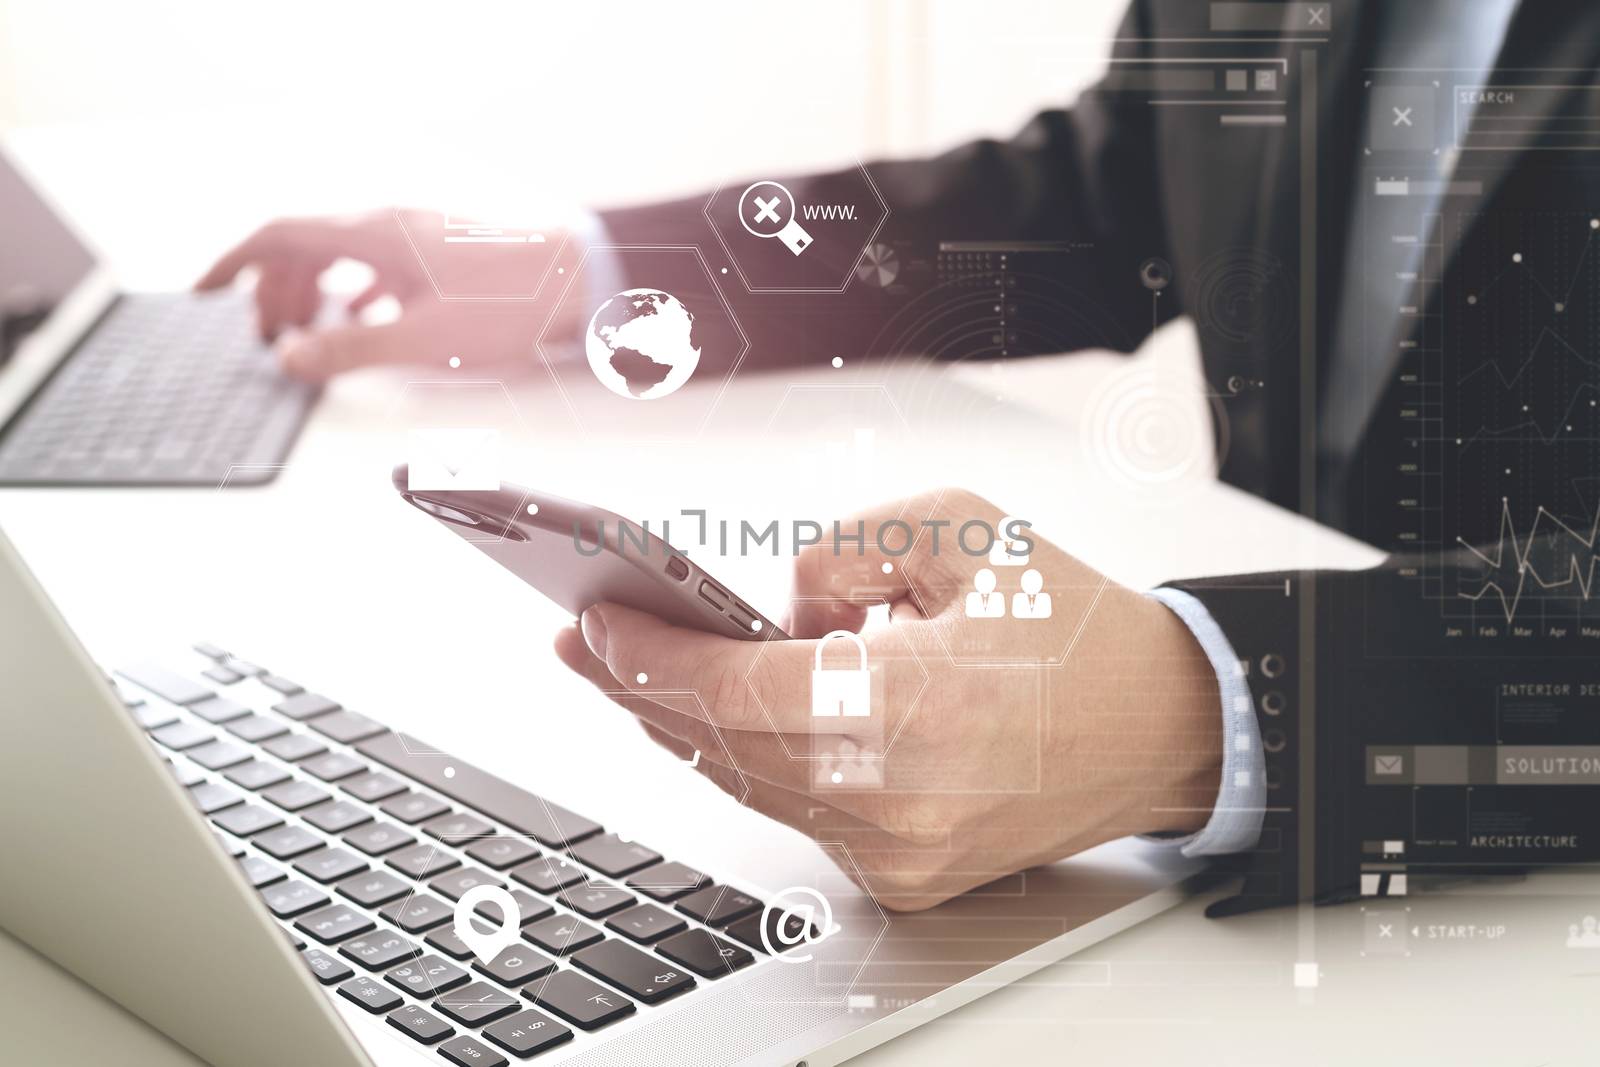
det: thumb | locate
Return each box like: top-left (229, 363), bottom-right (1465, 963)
top-left (276, 316), bottom-right (435, 381)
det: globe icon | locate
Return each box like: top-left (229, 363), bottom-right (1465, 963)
top-left (583, 288), bottom-right (702, 400)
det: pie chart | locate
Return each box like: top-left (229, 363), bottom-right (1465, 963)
top-left (854, 243), bottom-right (900, 288)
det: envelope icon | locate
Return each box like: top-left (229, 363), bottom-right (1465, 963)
top-left (407, 428), bottom-right (500, 491)
top-left (1374, 754), bottom-right (1404, 776)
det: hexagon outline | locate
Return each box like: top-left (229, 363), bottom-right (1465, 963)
top-left (702, 159), bottom-right (890, 294)
top-left (533, 244), bottom-right (751, 441)
top-left (393, 208), bottom-right (570, 303)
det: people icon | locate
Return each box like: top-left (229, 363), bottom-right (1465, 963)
top-left (1011, 568), bottom-right (1052, 619)
top-left (965, 568), bottom-right (1006, 618)
top-left (989, 516), bottom-right (1030, 566)
top-left (1566, 915), bottom-right (1600, 947)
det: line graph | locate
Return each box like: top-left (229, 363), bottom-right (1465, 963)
top-left (1458, 498), bottom-right (1600, 623)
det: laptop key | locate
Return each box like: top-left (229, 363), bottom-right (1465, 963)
top-left (116, 662), bottom-right (213, 705)
top-left (187, 740), bottom-right (251, 771)
top-left (380, 791), bottom-right (452, 825)
top-left (605, 902), bottom-right (687, 945)
top-left (339, 930), bottom-right (422, 971)
top-left (387, 843), bottom-right (461, 880)
top-left (344, 822), bottom-right (415, 857)
top-left (263, 780), bottom-right (331, 812)
top-left (674, 884), bottom-right (762, 927)
top-left (566, 833), bottom-right (661, 878)
top-left (725, 908), bottom-right (819, 955)
top-left (130, 703), bottom-right (178, 730)
top-left (424, 925), bottom-right (475, 961)
top-left (221, 657), bottom-right (263, 677)
top-left (437, 1035), bottom-right (508, 1067)
top-left (337, 975), bottom-right (402, 1014)
top-left (225, 714), bottom-right (289, 744)
top-left (254, 825), bottom-right (325, 860)
top-left (272, 692), bottom-right (341, 721)
top-left (238, 855), bottom-right (286, 889)
top-left (386, 954), bottom-right (470, 997)
top-left (188, 781), bottom-right (244, 814)
top-left (571, 939), bottom-right (695, 1005)
top-left (189, 695), bottom-right (250, 724)
top-left (261, 879), bottom-right (329, 918)
top-left (483, 1009), bottom-right (573, 1059)
top-left (465, 836), bottom-right (539, 871)
top-left (434, 980), bottom-right (520, 1026)
top-left (310, 709), bottom-right (388, 745)
top-left (259, 673), bottom-right (303, 696)
top-left (557, 883), bottom-right (634, 920)
top-left (524, 916), bottom-right (603, 958)
top-left (509, 857), bottom-right (584, 896)
top-left (302, 752), bottom-right (367, 782)
top-left (304, 800), bottom-right (373, 835)
top-left (381, 892), bottom-right (455, 934)
top-left (296, 903), bottom-right (376, 944)
top-left (337, 869), bottom-right (411, 908)
top-left (201, 665), bottom-right (243, 685)
top-left (150, 721), bottom-right (215, 752)
top-left (341, 771), bottom-right (407, 804)
top-left (211, 803), bottom-right (283, 837)
top-left (625, 861), bottom-right (709, 902)
top-left (472, 945), bottom-right (557, 987)
top-left (428, 866), bottom-right (501, 902)
top-left (385, 1004), bottom-right (455, 1046)
top-left (357, 732), bottom-right (603, 848)
top-left (193, 642), bottom-right (228, 660)
top-left (476, 888), bottom-right (553, 928)
top-left (224, 759), bottom-right (291, 791)
top-left (168, 761), bottom-right (206, 788)
top-left (261, 733), bottom-right (326, 762)
top-left (523, 968), bottom-right (635, 1030)
top-left (294, 847), bottom-right (369, 884)
top-left (655, 928), bottom-right (754, 979)
top-left (421, 812), bottom-right (494, 845)
top-left (302, 948), bottom-right (353, 985)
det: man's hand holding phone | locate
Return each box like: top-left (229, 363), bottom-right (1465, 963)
top-left (554, 489), bottom-right (1224, 910)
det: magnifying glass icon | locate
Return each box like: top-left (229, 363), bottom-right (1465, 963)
top-left (739, 180), bottom-right (814, 257)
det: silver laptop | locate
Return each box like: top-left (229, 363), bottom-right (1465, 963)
top-left (0, 147), bottom-right (314, 486)
top-left (0, 525), bottom-right (1203, 1067)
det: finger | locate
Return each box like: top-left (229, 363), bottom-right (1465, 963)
top-left (285, 262), bottom-right (322, 329)
top-left (196, 218), bottom-right (359, 292)
top-left (276, 313), bottom-right (437, 381)
top-left (254, 268), bottom-right (290, 340)
top-left (786, 490), bottom-right (984, 637)
top-left (346, 278), bottom-right (388, 316)
top-left (581, 602), bottom-right (877, 734)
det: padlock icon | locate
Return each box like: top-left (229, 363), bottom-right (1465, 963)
top-left (810, 630), bottom-right (871, 718)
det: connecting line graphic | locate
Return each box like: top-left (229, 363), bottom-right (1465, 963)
top-left (1470, 222), bottom-right (1598, 311)
top-left (1458, 498), bottom-right (1600, 622)
top-left (1453, 327), bottom-right (1600, 450)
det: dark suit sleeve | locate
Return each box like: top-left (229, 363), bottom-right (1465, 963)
top-left (595, 1), bottom-right (1176, 371)
top-left (1167, 550), bottom-right (1594, 917)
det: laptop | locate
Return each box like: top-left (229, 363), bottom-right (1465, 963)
top-left (0, 524), bottom-right (1205, 1067)
top-left (0, 147), bottom-right (315, 486)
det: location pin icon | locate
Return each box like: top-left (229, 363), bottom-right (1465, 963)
top-left (454, 884), bottom-right (522, 964)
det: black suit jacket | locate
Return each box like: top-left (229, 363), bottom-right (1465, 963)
top-left (597, 0), bottom-right (1600, 914)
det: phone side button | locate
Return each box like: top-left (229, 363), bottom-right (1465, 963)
top-left (665, 556), bottom-right (690, 582)
top-left (697, 581), bottom-right (728, 611)
top-left (727, 605), bottom-right (759, 634)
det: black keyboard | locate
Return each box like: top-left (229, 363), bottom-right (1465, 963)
top-left (0, 291), bottom-right (315, 485)
top-left (114, 644), bottom-right (809, 1065)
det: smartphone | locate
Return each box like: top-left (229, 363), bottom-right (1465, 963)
top-left (393, 465), bottom-right (787, 641)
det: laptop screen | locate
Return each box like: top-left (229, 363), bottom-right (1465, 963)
top-left (0, 152), bottom-right (96, 364)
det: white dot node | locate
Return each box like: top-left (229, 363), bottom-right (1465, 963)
top-left (443, 766), bottom-right (456, 779)
top-left (635, 673), bottom-right (648, 685)
top-left (448, 356), bottom-right (461, 368)
top-left (830, 771), bottom-right (844, 784)
top-left (1512, 253), bottom-right (1522, 263)
top-left (526, 503), bottom-right (540, 515)
top-left (750, 619), bottom-right (763, 632)
top-left (881, 562), bottom-right (893, 574)
top-left (830, 356), bottom-right (844, 368)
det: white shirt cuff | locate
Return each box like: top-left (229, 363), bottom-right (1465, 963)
top-left (1144, 587), bottom-right (1266, 857)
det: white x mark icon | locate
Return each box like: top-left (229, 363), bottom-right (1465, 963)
top-left (1307, 6), bottom-right (1327, 26)
top-left (1392, 107), bottom-right (1413, 127)
top-left (751, 194), bottom-right (782, 224)
top-left (1378, 923), bottom-right (1394, 938)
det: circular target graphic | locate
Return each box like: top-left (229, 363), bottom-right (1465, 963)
top-left (1191, 247), bottom-right (1294, 346)
top-left (1082, 369), bottom-right (1224, 494)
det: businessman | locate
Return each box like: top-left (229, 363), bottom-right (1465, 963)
top-left (200, 1), bottom-right (1600, 914)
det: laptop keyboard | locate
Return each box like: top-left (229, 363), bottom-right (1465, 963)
top-left (0, 292), bottom-right (315, 485)
top-left (114, 644), bottom-right (808, 1065)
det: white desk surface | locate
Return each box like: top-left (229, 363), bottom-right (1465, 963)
top-left (4, 127), bottom-right (1599, 1066)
